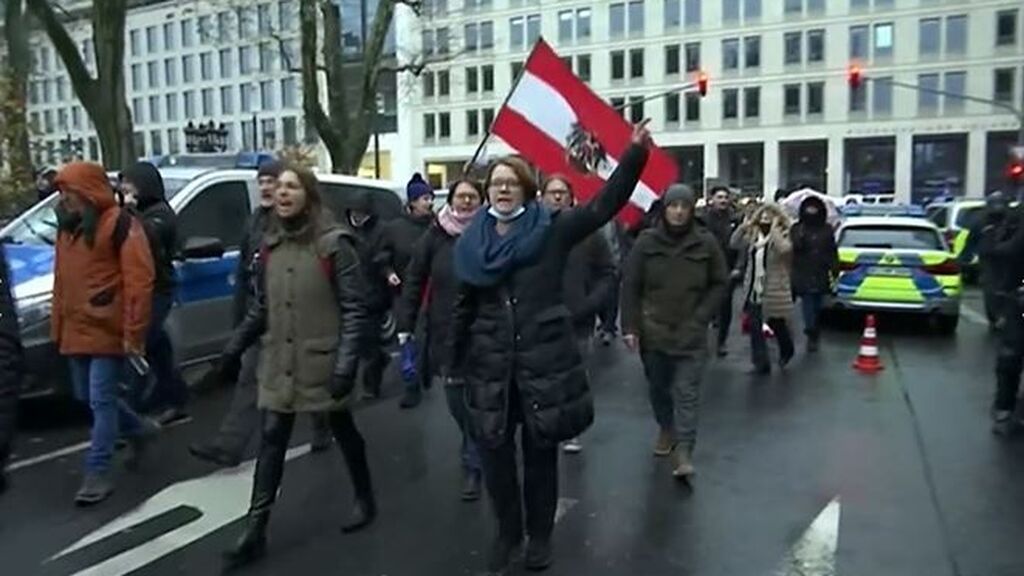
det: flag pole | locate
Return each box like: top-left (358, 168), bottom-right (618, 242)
top-left (464, 38), bottom-right (547, 175)
top-left (612, 81), bottom-right (697, 113)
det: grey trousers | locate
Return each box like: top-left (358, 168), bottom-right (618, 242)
top-left (214, 344), bottom-right (329, 457)
top-left (640, 349), bottom-right (707, 449)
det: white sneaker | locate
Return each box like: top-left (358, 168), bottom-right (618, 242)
top-left (562, 438), bottom-right (582, 454)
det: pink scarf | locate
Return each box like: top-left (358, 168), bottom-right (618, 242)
top-left (438, 204), bottom-right (478, 237)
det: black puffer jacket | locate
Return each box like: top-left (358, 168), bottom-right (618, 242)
top-left (233, 207), bottom-right (272, 326)
top-left (563, 232), bottom-right (616, 337)
top-left (0, 247), bottom-right (24, 466)
top-left (449, 144), bottom-right (649, 449)
top-left (382, 213), bottom-right (433, 281)
top-left (122, 162), bottom-right (178, 295)
top-left (396, 223), bottom-right (459, 373)
top-left (348, 208), bottom-right (393, 316)
top-left (790, 196), bottom-right (838, 295)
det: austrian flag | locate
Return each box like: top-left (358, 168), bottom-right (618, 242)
top-left (490, 39), bottom-right (678, 226)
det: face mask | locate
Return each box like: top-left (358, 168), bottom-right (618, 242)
top-left (55, 204), bottom-right (82, 232)
top-left (488, 205), bottom-right (527, 223)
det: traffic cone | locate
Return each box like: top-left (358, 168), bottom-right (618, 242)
top-left (852, 314), bottom-right (884, 374)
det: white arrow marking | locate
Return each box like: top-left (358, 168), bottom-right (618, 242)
top-left (554, 497), bottom-right (579, 524)
top-left (51, 444), bottom-right (311, 575)
top-left (775, 497), bottom-right (841, 576)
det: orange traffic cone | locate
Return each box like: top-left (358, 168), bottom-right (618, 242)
top-left (852, 314), bottom-right (884, 374)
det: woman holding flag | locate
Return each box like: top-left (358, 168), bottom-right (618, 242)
top-left (447, 121), bottom-right (652, 573)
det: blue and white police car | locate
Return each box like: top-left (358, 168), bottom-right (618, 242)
top-left (1, 167), bottom-right (404, 398)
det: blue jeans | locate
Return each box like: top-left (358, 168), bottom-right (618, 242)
top-left (69, 355), bottom-right (146, 474)
top-left (799, 293), bottom-right (825, 337)
top-left (134, 292), bottom-right (188, 412)
top-left (444, 382), bottom-right (482, 474)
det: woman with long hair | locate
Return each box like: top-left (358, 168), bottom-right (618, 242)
top-left (396, 177), bottom-right (486, 500)
top-left (448, 122), bottom-right (651, 573)
top-left (216, 164), bottom-right (375, 569)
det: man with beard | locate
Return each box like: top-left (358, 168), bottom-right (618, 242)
top-left (51, 162), bottom-right (156, 505)
top-left (189, 160), bottom-right (331, 467)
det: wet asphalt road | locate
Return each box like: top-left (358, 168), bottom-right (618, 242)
top-left (1, 289), bottom-right (1023, 576)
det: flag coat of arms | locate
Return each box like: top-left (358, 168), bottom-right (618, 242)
top-left (490, 39), bottom-right (679, 226)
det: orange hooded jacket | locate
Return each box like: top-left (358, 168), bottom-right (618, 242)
top-left (51, 162), bottom-right (155, 356)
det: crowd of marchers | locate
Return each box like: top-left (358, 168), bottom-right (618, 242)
top-left (16, 119), bottom-right (1007, 575)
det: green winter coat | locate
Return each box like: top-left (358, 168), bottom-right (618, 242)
top-left (621, 222), bottom-right (728, 357)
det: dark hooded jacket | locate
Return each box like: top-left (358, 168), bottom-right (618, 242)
top-left (789, 196), bottom-right (838, 295)
top-left (122, 162), bottom-right (178, 295)
top-left (233, 206), bottom-right (273, 325)
top-left (381, 212), bottom-right (434, 281)
top-left (702, 206), bottom-right (740, 269)
top-left (348, 193), bottom-right (393, 315)
top-left (563, 232), bottom-right (616, 338)
top-left (396, 222), bottom-right (459, 373)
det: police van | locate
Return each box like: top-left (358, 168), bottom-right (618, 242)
top-left (1, 167), bottom-right (403, 398)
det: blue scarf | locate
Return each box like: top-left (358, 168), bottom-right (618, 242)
top-left (454, 202), bottom-right (551, 287)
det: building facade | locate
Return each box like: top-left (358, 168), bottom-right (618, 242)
top-left (23, 0), bottom-right (400, 178)
top-left (394, 0), bottom-right (1024, 203)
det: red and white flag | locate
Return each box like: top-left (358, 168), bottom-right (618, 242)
top-left (490, 39), bottom-right (679, 227)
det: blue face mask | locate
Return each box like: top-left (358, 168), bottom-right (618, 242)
top-left (488, 205), bottom-right (527, 223)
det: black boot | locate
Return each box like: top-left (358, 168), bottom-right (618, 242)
top-left (222, 511), bottom-right (268, 570)
top-left (525, 536), bottom-right (553, 571)
top-left (487, 534), bottom-right (523, 574)
top-left (334, 411), bottom-right (377, 533)
top-left (310, 414), bottom-right (333, 453)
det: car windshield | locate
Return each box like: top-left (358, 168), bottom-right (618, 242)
top-left (955, 206), bottom-right (983, 229)
top-left (840, 226), bottom-right (943, 250)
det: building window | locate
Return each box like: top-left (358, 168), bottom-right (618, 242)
top-left (666, 92), bottom-right (680, 123)
top-left (610, 3), bottom-right (625, 37)
top-left (201, 89), bottom-right (213, 117)
top-left (850, 25), bottom-right (868, 59)
top-left (527, 15), bottom-right (541, 45)
top-left (946, 16), bottom-right (966, 54)
top-left (874, 23), bottom-right (894, 58)
top-left (162, 59), bottom-right (176, 87)
top-left (576, 55), bottom-right (591, 82)
top-left (258, 4), bottom-right (272, 34)
top-left (685, 42), bottom-right (701, 72)
top-left (784, 0), bottom-right (801, 15)
top-left (72, 107), bottom-right (82, 129)
top-left (219, 49), bottom-right (233, 78)
top-left (181, 20), bottom-right (195, 47)
top-left (217, 12), bottom-right (232, 42)
top-left (283, 117), bottom-right (298, 146)
top-left (630, 48), bottom-right (644, 78)
top-left (784, 84), bottom-right (801, 116)
top-left (510, 17), bottom-right (524, 49)
top-left (163, 23), bottom-right (176, 51)
top-left (182, 55), bottom-right (195, 83)
top-left (466, 67), bottom-right (479, 94)
top-left (150, 95), bottom-right (162, 123)
top-left (873, 77), bottom-right (892, 115)
top-left (424, 115), bottom-right (436, 140)
top-left (665, 0), bottom-right (681, 29)
top-left (994, 68), bottom-right (1015, 103)
top-left (918, 73), bottom-right (939, 111)
top-left (198, 15), bottom-right (213, 44)
top-left (483, 65), bottom-right (495, 91)
top-left (722, 0), bottom-right (739, 22)
top-left (183, 91), bottom-right (195, 119)
top-left (200, 53), bottom-right (213, 80)
top-left (280, 0), bottom-right (297, 31)
top-left (261, 81), bottom-right (275, 110)
top-left (147, 26), bottom-right (159, 53)
top-left (259, 44), bottom-right (274, 73)
top-left (466, 23), bottom-right (480, 51)
top-left (628, 0), bottom-right (644, 35)
top-left (437, 27), bottom-right (451, 54)
top-left (744, 87), bottom-right (760, 118)
top-left (611, 97), bottom-right (626, 118)
top-left (281, 78), bottom-right (298, 108)
top-left (239, 46), bottom-right (253, 75)
top-left (850, 83), bottom-right (867, 113)
top-left (467, 110), bottom-right (480, 137)
top-left (439, 112), bottom-right (451, 139)
top-left (919, 18), bottom-right (940, 56)
top-left (665, 45), bottom-right (680, 75)
top-left (422, 73), bottom-right (435, 97)
top-left (132, 64), bottom-right (142, 91)
top-left (165, 94), bottom-right (179, 122)
top-left (512, 61), bottom-right (524, 79)
top-left (558, 11), bottom-right (573, 43)
top-left (807, 82), bottom-right (824, 115)
top-left (261, 119), bottom-right (276, 149)
top-left (745, 0), bottom-right (761, 20)
top-left (611, 51), bottom-right (625, 80)
top-left (167, 129), bottom-right (180, 154)
top-left (577, 8), bottom-right (591, 40)
top-left (129, 30), bottom-right (141, 57)
top-left (627, 96), bottom-right (644, 123)
top-left (685, 92), bottom-right (700, 121)
top-left (944, 71), bottom-right (965, 112)
top-left (744, 36), bottom-right (760, 69)
top-left (483, 108), bottom-right (495, 130)
top-left (808, 30), bottom-right (825, 63)
top-left (723, 39), bottom-right (739, 70)
top-left (241, 84), bottom-right (255, 113)
top-left (150, 130), bottom-right (162, 156)
top-left (480, 21), bottom-right (494, 49)
top-left (723, 89), bottom-right (738, 119)
top-left (148, 61), bottom-right (160, 89)
top-left (784, 32), bottom-right (802, 65)
top-left (221, 86), bottom-right (235, 114)
top-left (997, 10), bottom-right (1018, 46)
top-left (436, 70), bottom-right (450, 97)
top-left (684, 0), bottom-right (700, 26)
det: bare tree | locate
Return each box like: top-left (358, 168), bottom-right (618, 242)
top-left (1, 0), bottom-right (34, 203)
top-left (26, 0), bottom-right (134, 169)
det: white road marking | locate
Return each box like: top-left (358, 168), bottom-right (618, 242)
top-left (774, 497), bottom-right (841, 576)
top-left (553, 497), bottom-right (579, 524)
top-left (52, 444), bottom-right (311, 575)
top-left (6, 417), bottom-right (193, 472)
top-left (960, 305), bottom-right (988, 326)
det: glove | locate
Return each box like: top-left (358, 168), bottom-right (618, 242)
top-left (217, 353), bottom-right (243, 385)
top-left (400, 339), bottom-right (418, 383)
top-left (329, 373), bottom-right (355, 400)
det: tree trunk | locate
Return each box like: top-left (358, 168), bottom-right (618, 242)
top-left (2, 0), bottom-right (33, 200)
top-left (26, 0), bottom-right (134, 169)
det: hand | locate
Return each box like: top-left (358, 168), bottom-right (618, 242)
top-left (329, 373), bottom-right (356, 400)
top-left (630, 119), bottom-right (652, 147)
top-left (388, 273), bottom-right (402, 287)
top-left (623, 334), bottom-right (640, 353)
top-left (217, 353), bottom-right (243, 384)
top-left (397, 332), bottom-right (412, 345)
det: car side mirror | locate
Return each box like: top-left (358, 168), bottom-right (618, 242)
top-left (180, 236), bottom-right (225, 260)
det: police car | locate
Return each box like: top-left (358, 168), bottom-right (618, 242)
top-left (829, 216), bottom-right (962, 334)
top-left (925, 199), bottom-right (984, 279)
top-left (1, 167), bottom-right (403, 398)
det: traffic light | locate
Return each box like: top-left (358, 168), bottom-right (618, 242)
top-left (848, 65), bottom-right (862, 90)
top-left (1009, 146), bottom-right (1024, 184)
top-left (696, 72), bottom-right (708, 97)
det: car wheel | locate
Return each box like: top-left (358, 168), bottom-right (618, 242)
top-left (937, 314), bottom-right (959, 335)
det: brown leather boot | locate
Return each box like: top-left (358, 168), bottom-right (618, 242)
top-left (653, 429), bottom-right (675, 457)
top-left (672, 447), bottom-right (696, 479)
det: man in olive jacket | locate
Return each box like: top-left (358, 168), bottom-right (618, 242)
top-left (621, 184), bottom-right (727, 479)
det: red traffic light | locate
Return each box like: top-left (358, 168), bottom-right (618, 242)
top-left (696, 72), bottom-right (709, 97)
top-left (848, 65), bottom-right (862, 89)
top-left (1009, 162), bottom-right (1024, 182)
